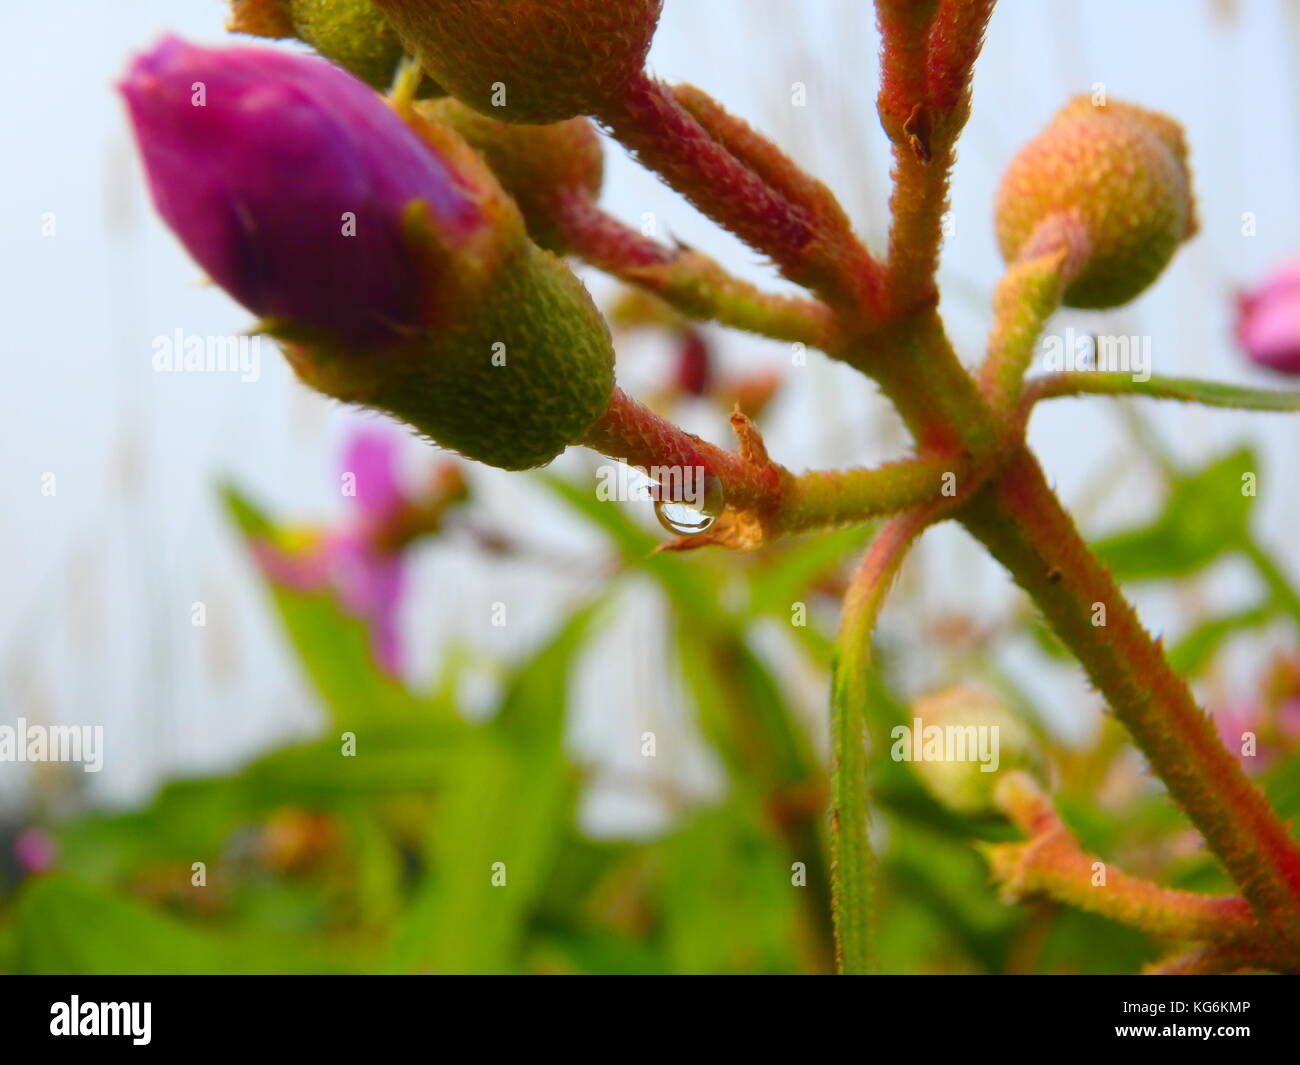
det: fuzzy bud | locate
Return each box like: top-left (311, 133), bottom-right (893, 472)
top-left (373, 0), bottom-right (663, 122)
top-left (229, 0), bottom-right (417, 88)
top-left (122, 37), bottom-right (613, 470)
top-left (995, 95), bottom-right (1197, 309)
top-left (902, 687), bottom-right (1041, 816)
top-left (417, 97), bottom-right (603, 252)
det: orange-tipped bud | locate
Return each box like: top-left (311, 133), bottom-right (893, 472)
top-left (995, 95), bottom-right (1197, 309)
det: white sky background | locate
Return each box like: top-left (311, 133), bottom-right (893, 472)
top-left (1, 1), bottom-right (1299, 829)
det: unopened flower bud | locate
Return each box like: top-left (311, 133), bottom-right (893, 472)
top-left (1237, 261), bottom-right (1300, 375)
top-left (995, 95), bottom-right (1197, 309)
top-left (417, 97), bottom-right (603, 252)
top-left (229, 0), bottom-right (422, 89)
top-left (122, 37), bottom-right (614, 470)
top-left (902, 687), bottom-right (1041, 816)
top-left (374, 0), bottom-right (663, 122)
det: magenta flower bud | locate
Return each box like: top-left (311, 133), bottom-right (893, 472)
top-left (120, 35), bottom-right (482, 345)
top-left (1237, 261), bottom-right (1300, 375)
top-left (120, 36), bottom-right (617, 470)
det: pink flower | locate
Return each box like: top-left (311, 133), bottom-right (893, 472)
top-left (254, 427), bottom-right (411, 677)
top-left (1236, 261), bottom-right (1300, 374)
top-left (120, 36), bottom-right (485, 346)
top-left (1278, 698), bottom-right (1300, 743)
top-left (14, 828), bottom-right (57, 875)
top-left (1212, 701), bottom-right (1265, 772)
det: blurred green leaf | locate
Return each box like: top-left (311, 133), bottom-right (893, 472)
top-left (54, 722), bottom-right (468, 881)
top-left (1091, 447), bottom-right (1257, 581)
top-left (16, 877), bottom-right (361, 974)
top-left (534, 471), bottom-right (725, 620)
top-left (1265, 753), bottom-right (1300, 826)
top-left (746, 525), bottom-right (872, 618)
top-left (385, 602), bottom-right (598, 973)
top-left (672, 618), bottom-right (817, 791)
top-left (654, 802), bottom-right (804, 974)
top-left (527, 930), bottom-right (668, 975)
top-left (220, 484), bottom-right (454, 731)
top-left (881, 823), bottom-right (1020, 973)
top-left (1168, 603), bottom-right (1276, 678)
top-left (1033, 908), bottom-right (1157, 975)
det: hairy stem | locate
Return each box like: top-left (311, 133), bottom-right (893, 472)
top-left (876, 0), bottom-right (995, 309)
top-left (599, 73), bottom-right (815, 278)
top-left (777, 457), bottom-right (961, 535)
top-left (978, 215), bottom-right (1089, 415)
top-left (582, 387), bottom-right (963, 538)
top-left (990, 772), bottom-right (1261, 945)
top-left (550, 193), bottom-right (839, 349)
top-left (598, 73), bottom-right (881, 313)
top-left (959, 448), bottom-right (1300, 948)
top-left (831, 506), bottom-right (940, 972)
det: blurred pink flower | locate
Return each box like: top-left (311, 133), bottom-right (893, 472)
top-left (254, 427), bottom-right (410, 677)
top-left (1213, 702), bottom-right (1258, 767)
top-left (1279, 698), bottom-right (1300, 742)
top-left (1213, 694), bottom-right (1300, 774)
top-left (1237, 261), bottom-right (1300, 374)
top-left (14, 827), bottom-right (56, 875)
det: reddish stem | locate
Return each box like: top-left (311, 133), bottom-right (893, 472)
top-left (581, 386), bottom-right (782, 514)
top-left (599, 73), bottom-right (814, 272)
top-left (961, 447), bottom-right (1300, 948)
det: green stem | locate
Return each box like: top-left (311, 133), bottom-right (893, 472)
top-left (990, 772), bottom-right (1262, 946)
top-left (959, 447), bottom-right (1300, 948)
top-left (830, 505), bottom-right (941, 973)
top-left (776, 457), bottom-right (960, 535)
top-left (582, 387), bottom-right (961, 537)
top-left (551, 193), bottom-right (839, 349)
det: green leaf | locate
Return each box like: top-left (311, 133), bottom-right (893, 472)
top-left (542, 466), bottom-right (825, 808)
top-left (880, 823), bottom-right (1020, 973)
top-left (16, 877), bottom-right (361, 974)
top-left (746, 525), bottom-right (874, 618)
top-left (1091, 446), bottom-right (1257, 581)
top-left (653, 802), bottom-right (804, 974)
top-left (385, 602), bottom-right (598, 974)
top-left (1265, 753), bottom-right (1300, 826)
top-left (1167, 603), bottom-right (1276, 678)
top-left (533, 472), bottom-right (722, 622)
top-left (220, 484), bottom-right (452, 731)
top-left (671, 618), bottom-right (817, 792)
top-left (53, 722), bottom-right (469, 883)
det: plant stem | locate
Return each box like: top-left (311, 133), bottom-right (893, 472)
top-left (550, 192), bottom-right (839, 349)
top-left (598, 73), bottom-right (882, 312)
top-left (831, 507), bottom-right (939, 972)
top-left (599, 73), bottom-right (814, 276)
top-left (990, 772), bottom-right (1262, 946)
top-left (581, 387), bottom-right (959, 535)
top-left (959, 447), bottom-right (1300, 948)
top-left (777, 457), bottom-right (959, 535)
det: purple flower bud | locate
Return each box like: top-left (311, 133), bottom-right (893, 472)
top-left (120, 35), bottom-right (483, 344)
top-left (1237, 261), bottom-right (1300, 375)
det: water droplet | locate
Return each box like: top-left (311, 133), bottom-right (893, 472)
top-left (654, 475), bottom-right (725, 536)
